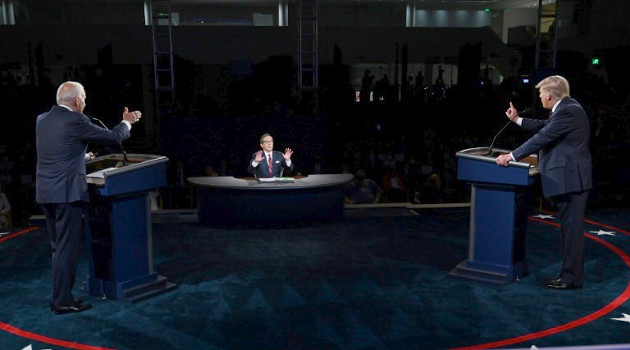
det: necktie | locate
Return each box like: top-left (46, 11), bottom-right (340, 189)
top-left (268, 154), bottom-right (273, 176)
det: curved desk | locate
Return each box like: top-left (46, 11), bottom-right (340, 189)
top-left (188, 174), bottom-right (354, 225)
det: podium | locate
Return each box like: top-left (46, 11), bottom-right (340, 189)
top-left (84, 153), bottom-right (175, 302)
top-left (450, 147), bottom-right (539, 285)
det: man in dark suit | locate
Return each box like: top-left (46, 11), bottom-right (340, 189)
top-left (247, 133), bottom-right (294, 178)
top-left (496, 75), bottom-right (592, 290)
top-left (36, 81), bottom-right (142, 314)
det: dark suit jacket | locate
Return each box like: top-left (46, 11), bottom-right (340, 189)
top-left (36, 105), bottom-right (130, 204)
top-left (512, 97), bottom-right (592, 198)
top-left (247, 150), bottom-right (294, 178)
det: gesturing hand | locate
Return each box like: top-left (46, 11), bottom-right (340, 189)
top-left (122, 107), bottom-right (142, 124)
top-left (283, 148), bottom-right (293, 161)
top-left (505, 102), bottom-right (519, 122)
top-left (254, 150), bottom-right (264, 163)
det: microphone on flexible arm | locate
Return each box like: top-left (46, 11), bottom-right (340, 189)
top-left (88, 115), bottom-right (130, 166)
top-left (485, 107), bottom-right (531, 156)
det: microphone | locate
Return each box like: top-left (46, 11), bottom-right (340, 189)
top-left (88, 115), bottom-right (130, 166)
top-left (486, 108), bottom-right (531, 156)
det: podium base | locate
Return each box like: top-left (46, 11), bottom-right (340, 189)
top-left (86, 274), bottom-right (177, 303)
top-left (449, 260), bottom-right (527, 285)
top-left (123, 275), bottom-right (177, 303)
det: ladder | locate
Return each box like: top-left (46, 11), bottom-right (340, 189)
top-left (150, 0), bottom-right (176, 117)
top-left (532, 0), bottom-right (559, 115)
top-left (534, 0), bottom-right (558, 70)
top-left (298, 0), bottom-right (318, 114)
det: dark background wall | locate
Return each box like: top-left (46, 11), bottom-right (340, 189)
top-left (1, 0), bottom-right (630, 224)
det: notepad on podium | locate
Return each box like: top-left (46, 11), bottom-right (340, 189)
top-left (258, 177), bottom-right (295, 183)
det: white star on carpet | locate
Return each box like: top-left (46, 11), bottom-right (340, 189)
top-left (590, 230), bottom-right (616, 236)
top-left (532, 214), bottom-right (555, 220)
top-left (611, 313), bottom-right (630, 323)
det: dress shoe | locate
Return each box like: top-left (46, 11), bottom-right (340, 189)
top-left (545, 279), bottom-right (582, 290)
top-left (544, 277), bottom-right (562, 285)
top-left (52, 302), bottom-right (92, 315)
top-left (50, 298), bottom-right (83, 311)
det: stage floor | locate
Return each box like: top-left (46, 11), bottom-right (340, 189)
top-left (1, 207), bottom-right (630, 349)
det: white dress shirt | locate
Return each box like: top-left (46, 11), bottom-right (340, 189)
top-left (252, 151), bottom-right (292, 168)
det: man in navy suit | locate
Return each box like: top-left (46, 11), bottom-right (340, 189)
top-left (248, 133), bottom-right (294, 178)
top-left (496, 75), bottom-right (592, 290)
top-left (36, 81), bottom-right (142, 314)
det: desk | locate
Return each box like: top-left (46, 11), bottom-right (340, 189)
top-left (188, 174), bottom-right (353, 225)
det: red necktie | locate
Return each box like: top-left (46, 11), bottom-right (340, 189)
top-left (268, 154), bottom-right (273, 176)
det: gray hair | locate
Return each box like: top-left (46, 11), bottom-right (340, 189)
top-left (56, 81), bottom-right (85, 105)
top-left (259, 133), bottom-right (273, 144)
top-left (535, 75), bottom-right (570, 100)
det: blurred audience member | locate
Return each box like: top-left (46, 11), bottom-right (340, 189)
top-left (382, 167), bottom-right (407, 202)
top-left (414, 173), bottom-right (443, 204)
top-left (0, 187), bottom-right (11, 229)
top-left (344, 169), bottom-right (382, 204)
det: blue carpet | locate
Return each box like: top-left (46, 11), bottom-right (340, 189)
top-left (1, 207), bottom-right (630, 349)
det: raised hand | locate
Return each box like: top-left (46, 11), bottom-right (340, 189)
top-left (122, 107), bottom-right (142, 124)
top-left (283, 148), bottom-right (293, 161)
top-left (254, 150), bottom-right (264, 163)
top-left (505, 102), bottom-right (519, 122)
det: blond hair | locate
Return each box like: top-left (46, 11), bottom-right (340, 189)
top-left (535, 75), bottom-right (570, 100)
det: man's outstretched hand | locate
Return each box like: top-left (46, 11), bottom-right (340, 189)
top-left (254, 150), bottom-right (264, 163)
top-left (283, 148), bottom-right (293, 161)
top-left (505, 102), bottom-right (519, 122)
top-left (122, 107), bottom-right (142, 124)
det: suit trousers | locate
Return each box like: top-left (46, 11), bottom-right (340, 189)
top-left (41, 201), bottom-right (85, 307)
top-left (554, 190), bottom-right (589, 286)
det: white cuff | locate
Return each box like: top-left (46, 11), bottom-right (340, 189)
top-left (122, 120), bottom-right (132, 130)
top-left (515, 117), bottom-right (523, 126)
top-left (252, 161), bottom-right (259, 167)
top-left (285, 160), bottom-right (292, 167)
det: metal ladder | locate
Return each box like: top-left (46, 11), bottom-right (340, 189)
top-left (298, 0), bottom-right (318, 114)
top-left (534, 0), bottom-right (558, 70)
top-left (149, 0), bottom-right (175, 117)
